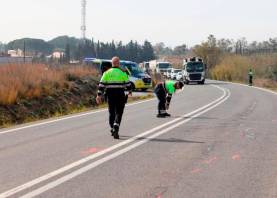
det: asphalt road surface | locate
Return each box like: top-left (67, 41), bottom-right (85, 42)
top-left (0, 80), bottom-right (276, 198)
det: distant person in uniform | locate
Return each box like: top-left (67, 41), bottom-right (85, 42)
top-left (96, 57), bottom-right (132, 139)
top-left (248, 69), bottom-right (253, 86)
top-left (154, 80), bottom-right (184, 118)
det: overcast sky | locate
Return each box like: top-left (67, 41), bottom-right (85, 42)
top-left (0, 0), bottom-right (276, 47)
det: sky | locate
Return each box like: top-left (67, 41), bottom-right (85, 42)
top-left (0, 0), bottom-right (277, 47)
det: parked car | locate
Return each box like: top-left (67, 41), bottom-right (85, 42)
top-left (166, 68), bottom-right (173, 79)
top-left (83, 58), bottom-right (152, 91)
top-left (176, 72), bottom-right (184, 81)
top-left (170, 69), bottom-right (183, 80)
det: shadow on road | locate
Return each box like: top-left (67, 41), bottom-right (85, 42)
top-left (119, 136), bottom-right (205, 144)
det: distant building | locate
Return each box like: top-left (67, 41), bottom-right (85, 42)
top-left (8, 49), bottom-right (24, 57)
top-left (52, 51), bottom-right (65, 59)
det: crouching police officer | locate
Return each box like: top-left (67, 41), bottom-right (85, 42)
top-left (96, 57), bottom-right (132, 139)
top-left (154, 80), bottom-right (184, 118)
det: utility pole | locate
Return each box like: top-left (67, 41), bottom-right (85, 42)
top-left (81, 0), bottom-right (87, 41)
top-left (23, 40), bottom-right (26, 63)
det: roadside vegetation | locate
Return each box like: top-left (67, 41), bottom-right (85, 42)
top-left (0, 63), bottom-right (100, 127)
top-left (0, 64), bottom-right (98, 105)
top-left (210, 54), bottom-right (277, 90)
top-left (0, 63), bottom-right (154, 128)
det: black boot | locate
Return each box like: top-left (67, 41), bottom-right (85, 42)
top-left (113, 124), bottom-right (120, 139)
top-left (164, 112), bottom-right (171, 117)
top-left (157, 113), bottom-right (166, 118)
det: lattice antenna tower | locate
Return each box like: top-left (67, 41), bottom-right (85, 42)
top-left (81, 0), bottom-right (87, 40)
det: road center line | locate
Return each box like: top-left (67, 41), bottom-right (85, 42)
top-left (0, 85), bottom-right (227, 198)
top-left (20, 88), bottom-right (231, 198)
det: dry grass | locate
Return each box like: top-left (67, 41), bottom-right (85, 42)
top-left (254, 78), bottom-right (277, 91)
top-left (0, 64), bottom-right (97, 105)
top-left (210, 54), bottom-right (277, 83)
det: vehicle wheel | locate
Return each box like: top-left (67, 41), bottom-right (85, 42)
top-left (200, 79), bottom-right (205, 84)
top-left (185, 80), bottom-right (189, 85)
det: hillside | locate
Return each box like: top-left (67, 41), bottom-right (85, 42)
top-left (48, 36), bottom-right (80, 51)
top-left (6, 38), bottom-right (54, 54)
top-left (6, 36), bottom-right (82, 55)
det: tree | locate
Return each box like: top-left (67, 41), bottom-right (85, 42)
top-left (193, 35), bottom-right (221, 68)
top-left (235, 38), bottom-right (247, 55)
top-left (173, 44), bottom-right (188, 55)
top-left (269, 38), bottom-right (277, 51)
top-left (142, 40), bottom-right (155, 61)
top-left (154, 42), bottom-right (165, 55)
top-left (65, 43), bottom-right (70, 63)
top-left (207, 34), bottom-right (217, 48)
top-left (217, 39), bottom-right (233, 53)
top-left (0, 42), bottom-right (6, 53)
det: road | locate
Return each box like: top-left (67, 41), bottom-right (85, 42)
top-left (0, 81), bottom-right (276, 198)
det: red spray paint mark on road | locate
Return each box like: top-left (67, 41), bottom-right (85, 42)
top-left (156, 195), bottom-right (162, 198)
top-left (232, 154), bottom-right (240, 160)
top-left (191, 168), bottom-right (201, 174)
top-left (204, 157), bottom-right (217, 165)
top-left (241, 133), bottom-right (245, 138)
top-left (81, 147), bottom-right (102, 155)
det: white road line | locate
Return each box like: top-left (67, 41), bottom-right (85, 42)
top-left (0, 85), bottom-right (227, 198)
top-left (0, 98), bottom-right (155, 135)
top-left (212, 80), bottom-right (277, 95)
top-left (20, 87), bottom-right (231, 198)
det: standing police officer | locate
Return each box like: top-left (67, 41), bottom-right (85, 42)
top-left (96, 57), bottom-right (132, 139)
top-left (248, 68), bottom-right (253, 86)
top-left (154, 80), bottom-right (184, 118)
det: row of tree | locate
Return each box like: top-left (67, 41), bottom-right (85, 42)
top-left (1, 37), bottom-right (188, 63)
top-left (71, 39), bottom-right (155, 63)
top-left (151, 35), bottom-right (277, 68)
top-left (154, 36), bottom-right (277, 58)
top-left (153, 43), bottom-right (188, 56)
top-left (192, 35), bottom-right (277, 68)
top-left (1, 36), bottom-right (156, 63)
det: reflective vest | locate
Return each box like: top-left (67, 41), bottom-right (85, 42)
top-left (98, 67), bottom-right (131, 95)
top-left (165, 80), bottom-right (176, 95)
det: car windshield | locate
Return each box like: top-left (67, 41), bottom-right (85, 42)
top-left (186, 62), bottom-right (204, 72)
top-left (121, 62), bottom-right (143, 76)
top-left (158, 63), bottom-right (171, 69)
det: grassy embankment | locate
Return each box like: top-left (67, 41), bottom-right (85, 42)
top-left (210, 54), bottom-right (277, 91)
top-left (0, 64), bottom-right (153, 128)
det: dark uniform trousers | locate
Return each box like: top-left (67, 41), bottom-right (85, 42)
top-left (106, 88), bottom-right (126, 129)
top-left (249, 76), bottom-right (253, 85)
top-left (154, 83), bottom-right (167, 114)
